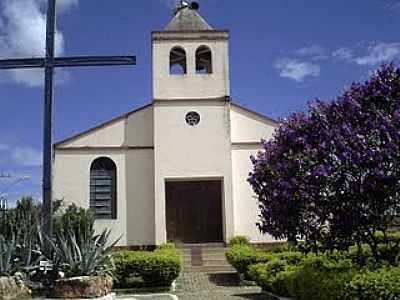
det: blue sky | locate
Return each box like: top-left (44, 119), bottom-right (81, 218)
top-left (0, 0), bottom-right (399, 204)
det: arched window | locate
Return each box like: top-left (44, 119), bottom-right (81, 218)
top-left (90, 157), bottom-right (117, 219)
top-left (170, 46), bottom-right (187, 75)
top-left (196, 46), bottom-right (212, 74)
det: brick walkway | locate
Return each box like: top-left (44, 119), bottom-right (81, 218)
top-left (174, 272), bottom-right (270, 300)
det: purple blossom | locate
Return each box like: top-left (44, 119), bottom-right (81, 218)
top-left (248, 64), bottom-right (400, 251)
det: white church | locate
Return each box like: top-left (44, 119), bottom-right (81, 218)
top-left (54, 2), bottom-right (278, 247)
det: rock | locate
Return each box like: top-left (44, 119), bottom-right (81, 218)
top-left (52, 275), bottom-right (113, 299)
top-left (0, 276), bottom-right (31, 300)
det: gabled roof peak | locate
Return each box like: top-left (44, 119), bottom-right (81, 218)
top-left (165, 2), bottom-right (213, 31)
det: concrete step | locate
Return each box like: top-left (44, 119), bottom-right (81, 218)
top-left (202, 259), bottom-right (232, 267)
top-left (201, 252), bottom-right (228, 258)
top-left (178, 244), bottom-right (233, 273)
top-left (183, 265), bottom-right (235, 273)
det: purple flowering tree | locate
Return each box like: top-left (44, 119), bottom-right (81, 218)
top-left (249, 64), bottom-right (400, 257)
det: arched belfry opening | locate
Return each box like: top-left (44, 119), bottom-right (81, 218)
top-left (170, 46), bottom-right (187, 75)
top-left (196, 45), bottom-right (212, 74)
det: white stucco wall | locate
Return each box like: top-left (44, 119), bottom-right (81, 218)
top-left (230, 105), bottom-right (278, 243)
top-left (231, 146), bottom-right (276, 243)
top-left (152, 33), bottom-right (230, 100)
top-left (54, 105), bottom-right (156, 247)
top-left (58, 105), bottom-right (154, 148)
top-left (54, 150), bottom-right (128, 245)
top-left (125, 106), bottom-right (154, 147)
top-left (153, 100), bottom-right (234, 244)
top-left (230, 104), bottom-right (277, 143)
top-left (125, 150), bottom-right (155, 245)
top-left (59, 119), bottom-right (126, 148)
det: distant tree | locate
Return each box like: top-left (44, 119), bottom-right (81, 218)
top-left (249, 64), bottom-right (400, 258)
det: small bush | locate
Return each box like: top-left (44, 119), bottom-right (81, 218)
top-left (113, 246), bottom-right (182, 287)
top-left (345, 267), bottom-right (400, 300)
top-left (54, 204), bottom-right (95, 240)
top-left (229, 236), bottom-right (250, 247)
top-left (247, 251), bottom-right (304, 297)
top-left (290, 255), bottom-right (354, 300)
top-left (225, 245), bottom-right (271, 276)
top-left (248, 260), bottom-right (297, 297)
top-left (273, 251), bottom-right (304, 265)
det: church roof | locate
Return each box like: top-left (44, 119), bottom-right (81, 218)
top-left (165, 5), bottom-right (213, 31)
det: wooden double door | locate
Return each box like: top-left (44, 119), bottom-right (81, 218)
top-left (166, 180), bottom-right (224, 243)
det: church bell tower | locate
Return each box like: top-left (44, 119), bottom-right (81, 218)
top-left (152, 2), bottom-right (230, 100)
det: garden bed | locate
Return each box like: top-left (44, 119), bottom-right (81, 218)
top-left (225, 239), bottom-right (400, 300)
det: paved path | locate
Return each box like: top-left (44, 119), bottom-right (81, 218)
top-left (116, 272), bottom-right (270, 300)
top-left (174, 272), bottom-right (269, 300)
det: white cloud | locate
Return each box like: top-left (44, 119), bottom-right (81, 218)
top-left (353, 43), bottom-right (400, 65)
top-left (11, 147), bottom-right (42, 167)
top-left (0, 0), bottom-right (78, 87)
top-left (275, 59), bottom-right (321, 82)
top-left (294, 46), bottom-right (329, 61)
top-left (332, 47), bottom-right (355, 61)
top-left (383, 0), bottom-right (400, 13)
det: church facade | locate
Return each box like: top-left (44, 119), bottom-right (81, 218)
top-left (53, 3), bottom-right (278, 247)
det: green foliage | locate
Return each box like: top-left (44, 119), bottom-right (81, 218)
top-left (344, 267), bottom-right (400, 300)
top-left (51, 228), bottom-right (119, 278)
top-left (51, 205), bottom-right (119, 277)
top-left (0, 235), bottom-right (17, 276)
top-left (247, 250), bottom-right (304, 297)
top-left (113, 246), bottom-right (182, 287)
top-left (228, 236), bottom-right (250, 247)
top-left (0, 197), bottom-right (44, 272)
top-left (249, 260), bottom-right (297, 297)
top-left (54, 204), bottom-right (95, 240)
top-left (289, 255), bottom-right (354, 300)
top-left (225, 245), bottom-right (271, 276)
top-left (273, 251), bottom-right (304, 265)
top-left (157, 243), bottom-right (177, 250)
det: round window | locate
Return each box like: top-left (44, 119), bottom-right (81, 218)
top-left (185, 111), bottom-right (201, 126)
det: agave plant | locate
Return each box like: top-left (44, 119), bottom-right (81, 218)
top-left (51, 228), bottom-right (120, 278)
top-left (0, 235), bottom-right (18, 276)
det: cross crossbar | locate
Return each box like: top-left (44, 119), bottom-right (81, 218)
top-left (0, 56), bottom-right (136, 69)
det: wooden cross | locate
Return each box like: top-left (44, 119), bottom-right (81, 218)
top-left (0, 0), bottom-right (136, 251)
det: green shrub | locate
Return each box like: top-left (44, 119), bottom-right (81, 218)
top-left (225, 245), bottom-right (271, 276)
top-left (54, 204), bottom-right (95, 241)
top-left (247, 251), bottom-right (304, 297)
top-left (290, 255), bottom-right (354, 300)
top-left (113, 246), bottom-right (182, 287)
top-left (228, 236), bottom-right (250, 247)
top-left (0, 197), bottom-right (44, 271)
top-left (273, 251), bottom-right (304, 265)
top-left (248, 260), bottom-right (297, 297)
top-left (345, 267), bottom-right (400, 300)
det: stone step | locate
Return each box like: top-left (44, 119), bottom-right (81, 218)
top-left (202, 259), bottom-right (232, 267)
top-left (183, 265), bottom-right (235, 273)
top-left (183, 252), bottom-right (227, 259)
